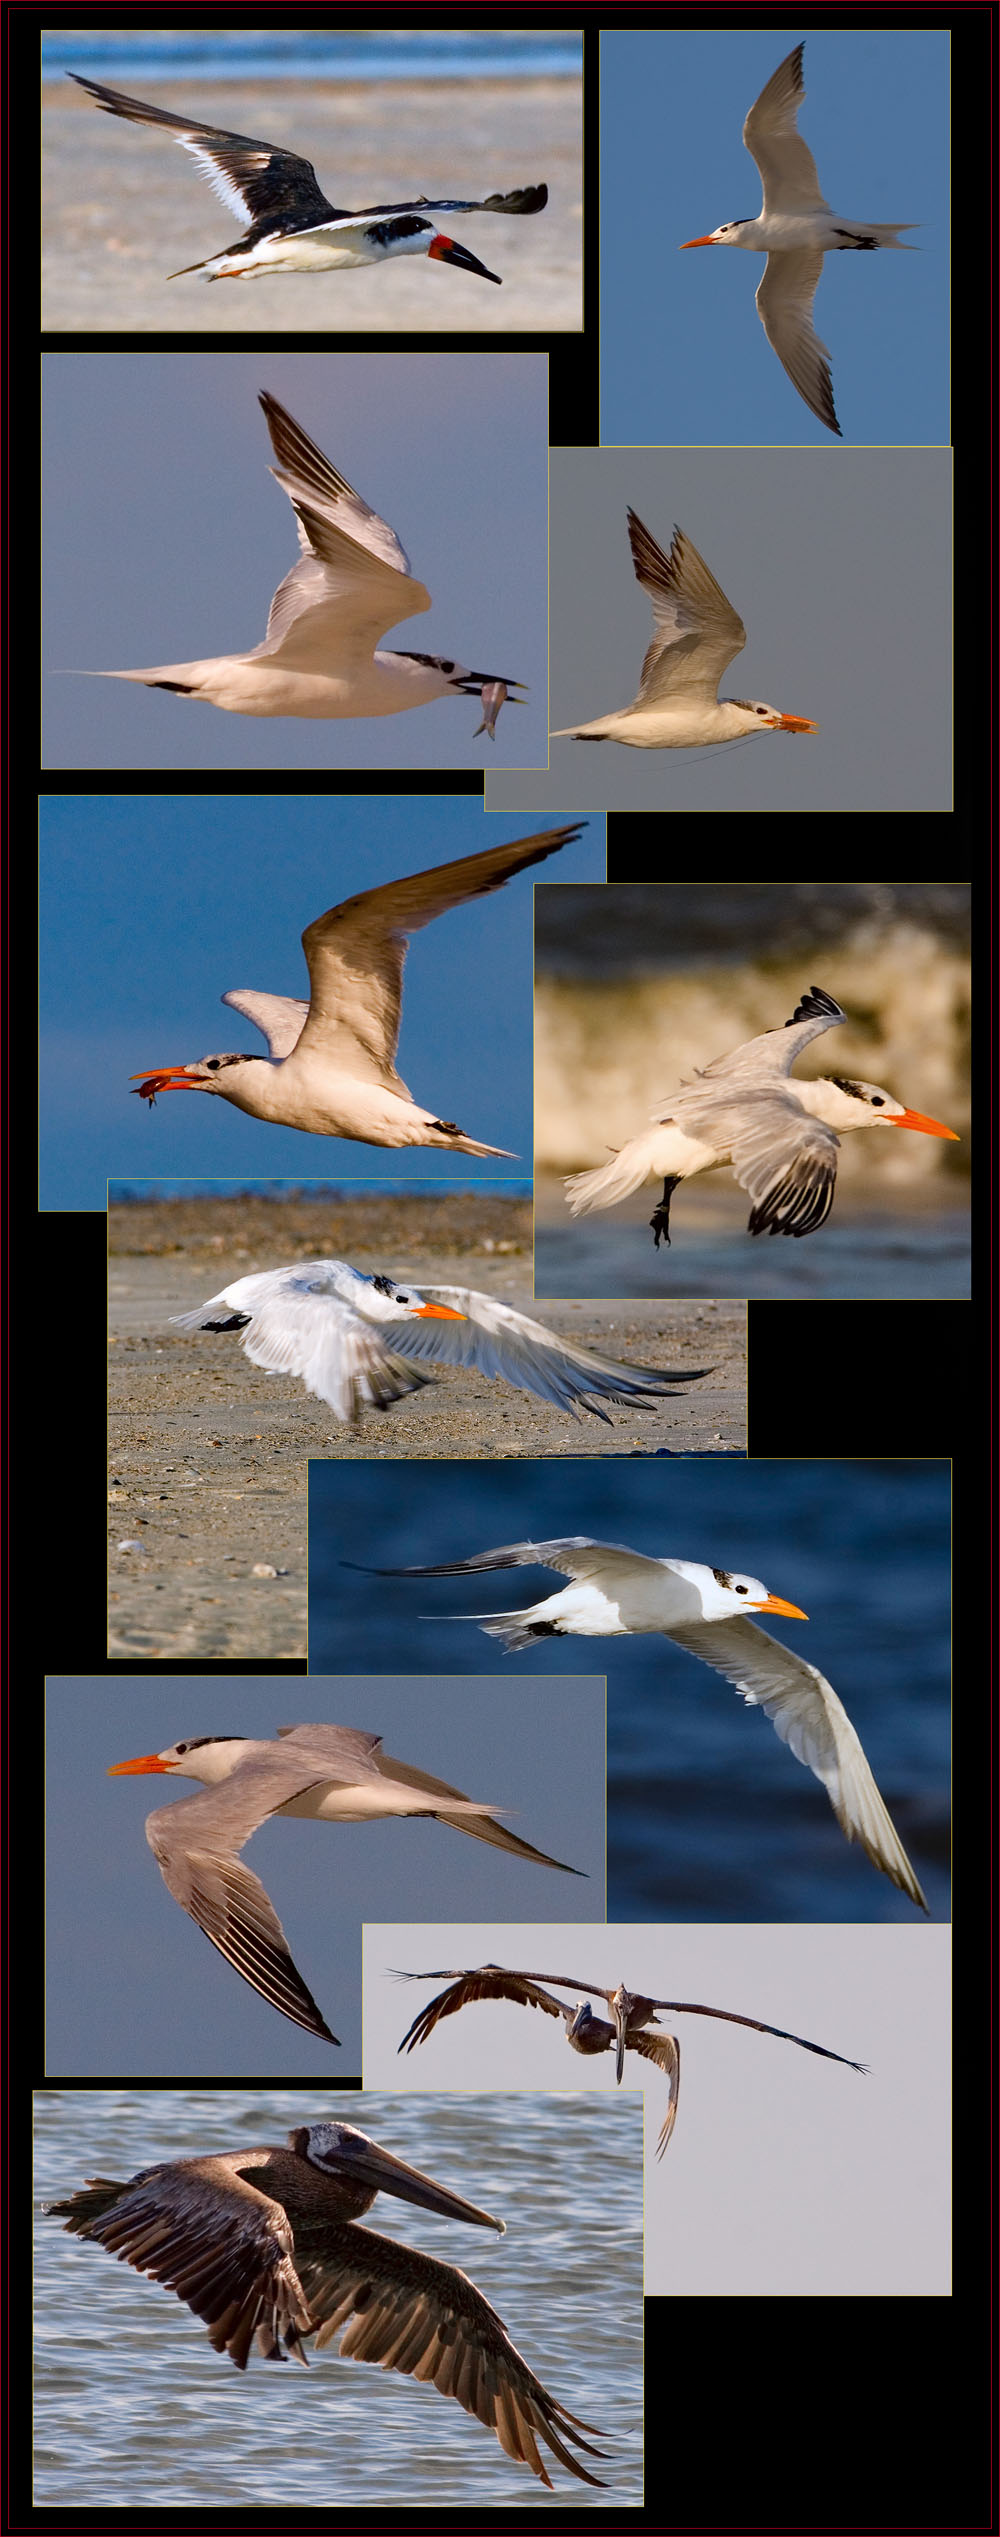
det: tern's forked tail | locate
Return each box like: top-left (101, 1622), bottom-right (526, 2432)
top-left (564, 1132), bottom-right (662, 1216)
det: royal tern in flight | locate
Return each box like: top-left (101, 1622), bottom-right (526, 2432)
top-left (69, 76), bottom-right (546, 284)
top-left (108, 1722), bottom-right (584, 2043)
top-left (395, 1963), bottom-right (865, 2156)
top-left (550, 511), bottom-right (817, 747)
top-left (364, 1541), bottom-right (929, 1908)
top-left (90, 391), bottom-right (529, 726)
top-left (49, 2119), bottom-right (609, 2486)
top-left (171, 1260), bottom-right (709, 1426)
top-left (131, 822), bottom-right (581, 1150)
top-left (564, 986), bottom-right (959, 1245)
top-left (680, 43), bottom-right (917, 436)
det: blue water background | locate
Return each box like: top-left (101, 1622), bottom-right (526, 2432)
top-left (44, 31), bottom-right (581, 84)
top-left (309, 1457), bottom-right (951, 1923)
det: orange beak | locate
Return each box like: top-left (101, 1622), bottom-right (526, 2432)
top-left (772, 714), bottom-right (819, 734)
top-left (416, 1304), bottom-right (468, 1319)
top-left (750, 1595), bottom-right (809, 1621)
top-left (887, 1109), bottom-right (959, 1140)
top-left (108, 1751), bottom-right (169, 1775)
top-left (679, 234), bottom-right (716, 248)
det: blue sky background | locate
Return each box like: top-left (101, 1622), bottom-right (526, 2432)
top-left (485, 443), bottom-right (951, 816)
top-left (42, 353), bottom-right (548, 770)
top-left (600, 28), bottom-right (948, 447)
top-left (45, 1675), bottom-right (605, 2079)
top-left (40, 799), bottom-right (604, 1207)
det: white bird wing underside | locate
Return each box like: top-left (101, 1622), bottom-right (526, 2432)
top-left (669, 1081), bottom-right (840, 1201)
top-left (221, 989), bottom-right (310, 1058)
top-left (294, 824), bottom-right (582, 1085)
top-left (381, 1287), bottom-right (691, 1418)
top-left (257, 393), bottom-right (429, 670)
top-left (664, 1615), bottom-right (928, 1906)
top-left (756, 251), bottom-right (835, 434)
top-left (627, 515), bottom-right (745, 706)
top-left (743, 44), bottom-right (828, 214)
top-left (185, 1269), bottom-right (432, 1424)
top-left (684, 991), bottom-right (845, 1085)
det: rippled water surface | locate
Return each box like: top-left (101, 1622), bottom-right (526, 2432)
top-left (35, 2089), bottom-right (642, 2508)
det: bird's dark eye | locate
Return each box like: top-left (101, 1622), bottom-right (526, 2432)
top-left (735, 1584), bottom-right (748, 1596)
top-left (871, 1096), bottom-right (884, 1108)
top-left (439, 659), bottom-right (454, 675)
top-left (207, 1059), bottom-right (220, 1071)
top-left (756, 706), bottom-right (767, 717)
top-left (397, 1292), bottom-right (410, 1304)
top-left (175, 1741), bottom-right (189, 1753)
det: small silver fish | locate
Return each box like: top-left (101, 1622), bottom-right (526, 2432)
top-left (474, 680), bottom-right (508, 741)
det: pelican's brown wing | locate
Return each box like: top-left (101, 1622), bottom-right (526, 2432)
top-left (49, 2153), bottom-right (312, 2370)
top-left (396, 1966), bottom-right (574, 2053)
top-left (294, 2218), bottom-right (609, 2487)
top-left (630, 2030), bottom-right (681, 2158)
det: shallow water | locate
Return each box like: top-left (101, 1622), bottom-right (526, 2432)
top-left (35, 2088), bottom-right (642, 2508)
top-left (43, 31), bottom-right (582, 84)
top-left (535, 1199), bottom-right (971, 1301)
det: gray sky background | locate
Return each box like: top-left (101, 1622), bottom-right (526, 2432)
top-left (43, 351), bottom-right (549, 770)
top-left (364, 1919), bottom-right (951, 2296)
top-left (485, 443), bottom-right (951, 813)
top-left (46, 1675), bottom-right (605, 2079)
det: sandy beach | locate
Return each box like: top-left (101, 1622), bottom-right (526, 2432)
top-left (108, 1193), bottom-right (746, 1660)
top-left (44, 78), bottom-right (581, 333)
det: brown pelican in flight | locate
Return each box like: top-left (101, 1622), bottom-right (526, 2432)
top-left (109, 1723), bottom-right (583, 2044)
top-left (394, 1964), bottom-right (866, 2157)
top-left (48, 2119), bottom-right (609, 2487)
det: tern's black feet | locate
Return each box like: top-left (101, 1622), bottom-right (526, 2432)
top-left (650, 1176), bottom-right (681, 1249)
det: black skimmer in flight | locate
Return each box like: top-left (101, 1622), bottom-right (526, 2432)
top-left (69, 75), bottom-right (547, 285)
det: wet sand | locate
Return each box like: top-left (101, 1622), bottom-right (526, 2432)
top-left (108, 1194), bottom-right (746, 1661)
top-left (44, 78), bottom-right (582, 333)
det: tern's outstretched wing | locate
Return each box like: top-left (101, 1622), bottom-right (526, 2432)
top-left (294, 823), bottom-right (583, 1083)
